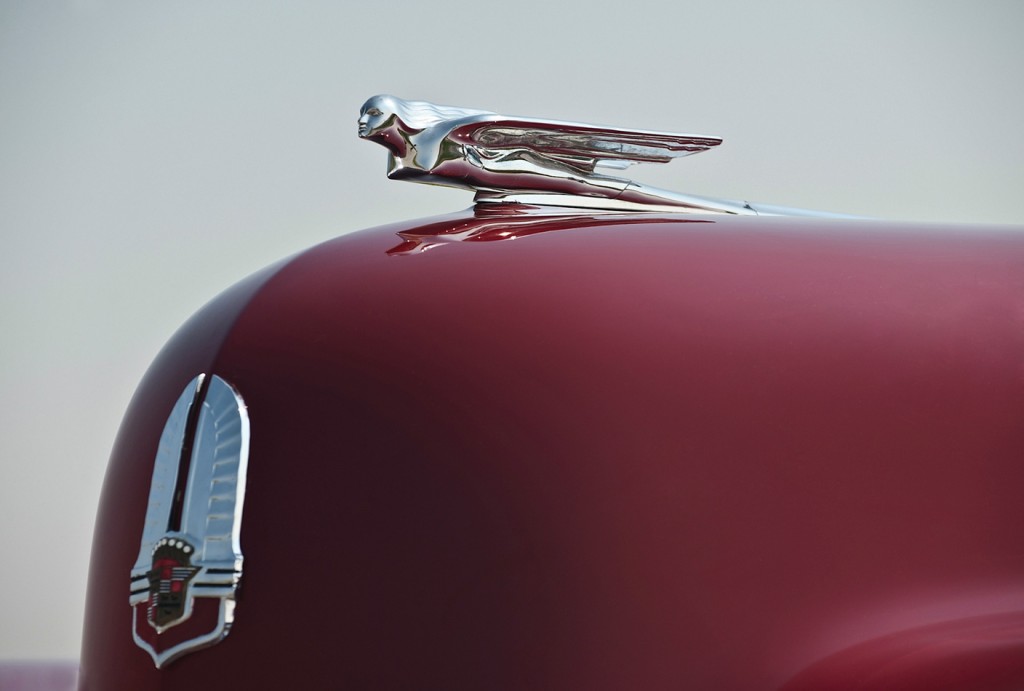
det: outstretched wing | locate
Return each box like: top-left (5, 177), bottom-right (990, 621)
top-left (447, 117), bottom-right (722, 173)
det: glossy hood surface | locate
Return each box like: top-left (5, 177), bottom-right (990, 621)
top-left (81, 207), bottom-right (1024, 690)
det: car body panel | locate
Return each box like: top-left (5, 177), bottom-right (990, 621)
top-left (81, 207), bottom-right (1024, 689)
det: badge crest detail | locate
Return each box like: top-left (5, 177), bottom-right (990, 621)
top-left (129, 374), bottom-right (250, 668)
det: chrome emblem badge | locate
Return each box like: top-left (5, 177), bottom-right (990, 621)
top-left (129, 374), bottom-right (250, 667)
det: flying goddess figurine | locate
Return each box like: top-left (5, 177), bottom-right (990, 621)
top-left (356, 94), bottom-right (757, 214)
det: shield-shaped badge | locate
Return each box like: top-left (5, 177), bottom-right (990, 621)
top-left (129, 374), bottom-right (250, 668)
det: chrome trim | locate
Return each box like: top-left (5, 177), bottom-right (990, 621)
top-left (357, 94), bottom-right (743, 214)
top-left (357, 95), bottom-right (859, 218)
top-left (130, 376), bottom-right (202, 578)
top-left (473, 190), bottom-right (757, 215)
top-left (129, 374), bottom-right (250, 668)
top-left (131, 601), bottom-right (234, 671)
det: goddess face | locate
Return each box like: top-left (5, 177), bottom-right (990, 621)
top-left (357, 96), bottom-right (394, 138)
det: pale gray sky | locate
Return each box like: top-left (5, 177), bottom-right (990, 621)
top-left (1, 0), bottom-right (1022, 660)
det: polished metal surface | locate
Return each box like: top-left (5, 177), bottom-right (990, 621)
top-left (130, 376), bottom-right (201, 582)
top-left (129, 374), bottom-right (250, 668)
top-left (357, 95), bottom-right (861, 217)
top-left (357, 94), bottom-right (761, 215)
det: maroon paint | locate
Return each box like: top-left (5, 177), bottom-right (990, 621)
top-left (781, 611), bottom-right (1024, 690)
top-left (81, 208), bottom-right (1024, 689)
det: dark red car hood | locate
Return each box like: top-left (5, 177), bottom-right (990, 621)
top-left (82, 207), bottom-right (1024, 690)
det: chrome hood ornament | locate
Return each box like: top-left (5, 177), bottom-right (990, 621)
top-left (357, 94), bottom-right (760, 215)
top-left (358, 95), bottom-right (863, 218)
top-left (129, 374), bottom-right (250, 668)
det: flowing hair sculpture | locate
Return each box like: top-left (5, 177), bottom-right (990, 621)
top-left (366, 94), bottom-right (492, 132)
